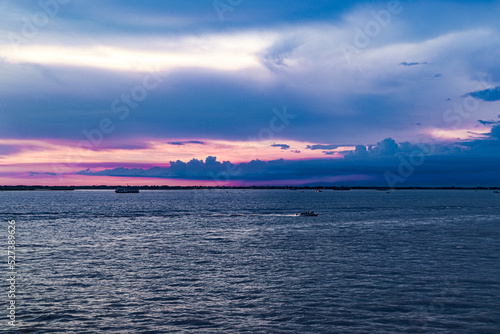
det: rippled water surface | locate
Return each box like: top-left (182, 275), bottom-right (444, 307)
top-left (1, 189), bottom-right (499, 333)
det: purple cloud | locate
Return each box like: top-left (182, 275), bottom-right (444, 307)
top-left (271, 144), bottom-right (290, 150)
top-left (168, 141), bottom-right (206, 146)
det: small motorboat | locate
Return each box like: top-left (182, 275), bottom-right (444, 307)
top-left (298, 211), bottom-right (319, 216)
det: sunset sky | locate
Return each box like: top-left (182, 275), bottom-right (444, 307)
top-left (1, 0), bottom-right (500, 186)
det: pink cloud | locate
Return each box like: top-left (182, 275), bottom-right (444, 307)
top-left (0, 138), bottom-right (352, 186)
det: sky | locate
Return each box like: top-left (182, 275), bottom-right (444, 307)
top-left (1, 0), bottom-right (500, 186)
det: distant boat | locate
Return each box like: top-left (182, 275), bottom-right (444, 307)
top-left (298, 211), bottom-right (319, 216)
top-left (49, 187), bottom-right (75, 191)
top-left (315, 189), bottom-right (322, 193)
top-left (494, 191), bottom-right (500, 193)
top-left (115, 187), bottom-right (139, 193)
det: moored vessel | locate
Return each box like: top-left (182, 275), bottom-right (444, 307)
top-left (115, 187), bottom-right (140, 193)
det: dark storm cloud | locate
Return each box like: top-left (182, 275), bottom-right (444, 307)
top-left (76, 125), bottom-right (500, 186)
top-left (0, 67), bottom-right (314, 142)
top-left (4, 0), bottom-right (500, 190)
top-left (3, 1), bottom-right (500, 146)
top-left (76, 150), bottom-right (500, 186)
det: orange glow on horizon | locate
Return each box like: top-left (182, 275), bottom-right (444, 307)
top-left (0, 138), bottom-right (350, 166)
top-left (0, 138), bottom-right (354, 185)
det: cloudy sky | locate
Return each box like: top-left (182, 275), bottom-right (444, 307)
top-left (1, 0), bottom-right (500, 186)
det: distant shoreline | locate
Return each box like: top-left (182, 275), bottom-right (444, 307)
top-left (1, 186), bottom-right (500, 191)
